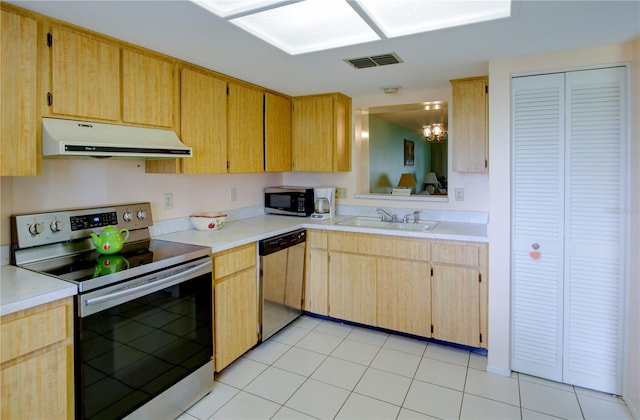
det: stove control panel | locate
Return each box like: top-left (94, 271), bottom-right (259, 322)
top-left (11, 202), bottom-right (153, 249)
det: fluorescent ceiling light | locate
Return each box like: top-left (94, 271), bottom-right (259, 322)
top-left (190, 0), bottom-right (511, 55)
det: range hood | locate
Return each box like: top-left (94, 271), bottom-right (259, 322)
top-left (42, 117), bottom-right (192, 159)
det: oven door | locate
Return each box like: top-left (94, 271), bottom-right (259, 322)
top-left (76, 257), bottom-right (213, 419)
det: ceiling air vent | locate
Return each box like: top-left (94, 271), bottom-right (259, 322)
top-left (344, 52), bottom-right (403, 70)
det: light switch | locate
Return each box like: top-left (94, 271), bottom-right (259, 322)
top-left (455, 188), bottom-right (464, 201)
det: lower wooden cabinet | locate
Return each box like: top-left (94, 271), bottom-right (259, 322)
top-left (328, 252), bottom-right (377, 325)
top-left (304, 230), bottom-right (329, 315)
top-left (213, 243), bottom-right (258, 371)
top-left (0, 297), bottom-right (74, 420)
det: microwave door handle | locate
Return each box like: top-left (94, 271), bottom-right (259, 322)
top-left (84, 261), bottom-right (211, 307)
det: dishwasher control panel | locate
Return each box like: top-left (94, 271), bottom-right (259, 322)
top-left (258, 229), bottom-right (306, 256)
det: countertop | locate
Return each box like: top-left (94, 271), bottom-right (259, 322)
top-left (1, 213), bottom-right (487, 315)
top-left (155, 214), bottom-right (488, 253)
top-left (1, 265), bottom-right (78, 316)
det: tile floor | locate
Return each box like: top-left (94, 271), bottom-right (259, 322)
top-left (179, 316), bottom-right (634, 420)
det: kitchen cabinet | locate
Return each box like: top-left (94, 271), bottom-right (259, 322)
top-left (213, 243), bottom-right (258, 371)
top-left (48, 26), bottom-right (120, 122)
top-left (328, 249), bottom-right (377, 325)
top-left (178, 67), bottom-right (228, 174)
top-left (292, 92), bottom-right (351, 172)
top-left (265, 92), bottom-right (292, 172)
top-left (450, 76), bottom-right (488, 173)
top-left (304, 230), bottom-right (329, 315)
top-left (121, 49), bottom-right (176, 128)
top-left (227, 83), bottom-right (264, 173)
top-left (1, 297), bottom-right (74, 420)
top-left (1, 8), bottom-right (39, 176)
top-left (430, 241), bottom-right (487, 347)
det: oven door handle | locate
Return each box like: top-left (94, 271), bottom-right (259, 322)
top-left (84, 260), bottom-right (211, 308)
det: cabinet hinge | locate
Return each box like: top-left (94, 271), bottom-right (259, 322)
top-left (430, 324), bottom-right (434, 334)
top-left (47, 92), bottom-right (53, 107)
top-left (226, 161), bottom-right (229, 169)
top-left (479, 273), bottom-right (482, 283)
top-left (430, 267), bottom-right (433, 276)
top-left (480, 333), bottom-right (483, 343)
top-left (47, 32), bottom-right (52, 47)
top-left (485, 85), bottom-right (488, 94)
top-left (484, 159), bottom-right (488, 169)
top-left (226, 86), bottom-right (229, 95)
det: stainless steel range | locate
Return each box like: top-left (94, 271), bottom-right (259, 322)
top-left (11, 202), bottom-right (213, 420)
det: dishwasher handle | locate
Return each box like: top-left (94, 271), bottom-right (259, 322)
top-left (259, 229), bottom-right (306, 256)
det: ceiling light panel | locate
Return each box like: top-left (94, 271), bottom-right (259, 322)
top-left (230, 0), bottom-right (380, 55)
top-left (190, 0), bottom-right (292, 18)
top-left (355, 0), bottom-right (511, 38)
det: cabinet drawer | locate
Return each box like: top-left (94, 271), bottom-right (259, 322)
top-left (214, 243), bottom-right (256, 279)
top-left (362, 235), bottom-right (429, 260)
top-left (306, 230), bottom-right (328, 249)
top-left (431, 243), bottom-right (479, 266)
top-left (1, 305), bottom-right (67, 363)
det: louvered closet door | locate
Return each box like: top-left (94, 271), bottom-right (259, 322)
top-left (563, 67), bottom-right (626, 393)
top-left (511, 73), bottom-right (566, 381)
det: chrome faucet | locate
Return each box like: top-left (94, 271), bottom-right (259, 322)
top-left (403, 211), bottom-right (421, 224)
top-left (376, 208), bottom-right (396, 222)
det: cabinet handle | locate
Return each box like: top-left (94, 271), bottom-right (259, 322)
top-left (47, 92), bottom-right (53, 107)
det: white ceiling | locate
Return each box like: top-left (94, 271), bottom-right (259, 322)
top-left (8, 0), bottom-right (640, 99)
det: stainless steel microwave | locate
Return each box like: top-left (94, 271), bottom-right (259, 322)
top-left (264, 186), bottom-right (314, 217)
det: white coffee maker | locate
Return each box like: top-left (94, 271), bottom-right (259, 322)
top-left (311, 187), bottom-right (336, 220)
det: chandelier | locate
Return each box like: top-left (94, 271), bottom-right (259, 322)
top-left (423, 109), bottom-right (447, 142)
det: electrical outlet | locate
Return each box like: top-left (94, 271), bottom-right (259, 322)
top-left (455, 188), bottom-right (464, 201)
top-left (336, 187), bottom-right (347, 199)
top-left (163, 193), bottom-right (173, 210)
top-left (229, 187), bottom-right (237, 202)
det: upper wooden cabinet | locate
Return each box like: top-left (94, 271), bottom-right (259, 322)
top-left (450, 76), bottom-right (488, 173)
top-left (228, 83), bottom-right (264, 173)
top-left (1, 8), bottom-right (39, 176)
top-left (179, 67), bottom-right (228, 174)
top-left (265, 93), bottom-right (292, 172)
top-left (292, 92), bottom-right (351, 172)
top-left (49, 26), bottom-right (120, 122)
top-left (121, 49), bottom-right (176, 128)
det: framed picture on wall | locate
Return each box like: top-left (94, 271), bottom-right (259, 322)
top-left (404, 139), bottom-right (414, 166)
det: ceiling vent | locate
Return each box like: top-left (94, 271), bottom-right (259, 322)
top-left (344, 53), bottom-right (403, 70)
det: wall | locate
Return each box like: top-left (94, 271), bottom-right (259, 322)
top-left (0, 159), bottom-right (282, 245)
top-left (488, 42), bottom-right (639, 414)
top-left (369, 115), bottom-right (429, 194)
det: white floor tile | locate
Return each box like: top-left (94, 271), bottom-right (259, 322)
top-left (346, 326), bottom-right (389, 346)
top-left (272, 346), bottom-right (326, 376)
top-left (294, 330), bottom-right (344, 355)
top-left (371, 347), bottom-right (422, 378)
top-left (215, 358), bottom-right (268, 389)
top-left (383, 334), bottom-right (428, 356)
top-left (519, 379), bottom-right (583, 419)
top-left (331, 338), bottom-right (381, 365)
top-left (397, 408), bottom-right (438, 419)
top-left (577, 393), bottom-right (634, 420)
top-left (244, 366), bottom-right (306, 404)
top-left (354, 367), bottom-right (412, 406)
top-left (270, 325), bottom-right (310, 346)
top-left (575, 386), bottom-right (626, 404)
top-left (176, 412), bottom-right (198, 420)
top-left (209, 391), bottom-right (281, 419)
top-left (460, 393), bottom-right (521, 419)
top-left (518, 372), bottom-right (574, 392)
top-left (423, 343), bottom-right (470, 367)
top-left (404, 380), bottom-right (463, 419)
top-left (271, 406), bottom-right (316, 419)
top-left (521, 408), bottom-right (563, 419)
top-left (243, 340), bottom-right (291, 365)
top-left (415, 357), bottom-right (468, 391)
top-left (468, 353), bottom-right (488, 371)
top-left (310, 356), bottom-right (367, 390)
top-left (314, 320), bottom-right (354, 337)
top-left (291, 315), bottom-right (322, 330)
top-left (285, 378), bottom-right (350, 419)
top-left (464, 367), bottom-right (520, 406)
top-left (187, 381), bottom-right (239, 419)
top-left (335, 392), bottom-right (400, 419)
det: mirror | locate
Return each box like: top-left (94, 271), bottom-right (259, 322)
top-left (368, 102), bottom-right (448, 196)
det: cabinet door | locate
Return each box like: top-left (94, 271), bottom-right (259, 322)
top-left (305, 248), bottom-right (328, 315)
top-left (265, 92), bottom-right (292, 172)
top-left (50, 27), bottom-right (120, 121)
top-left (214, 268), bottom-right (258, 371)
top-left (431, 264), bottom-right (480, 347)
top-left (451, 76), bottom-right (488, 173)
top-left (328, 252), bottom-right (376, 325)
top-left (122, 49), bottom-right (175, 128)
top-left (228, 83), bottom-right (264, 173)
top-left (180, 68), bottom-right (227, 174)
top-left (292, 95), bottom-right (333, 171)
top-left (377, 258), bottom-right (430, 337)
top-left (1, 10), bottom-right (38, 176)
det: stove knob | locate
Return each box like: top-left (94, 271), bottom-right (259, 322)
top-left (50, 220), bottom-right (64, 232)
top-left (123, 211), bottom-right (132, 222)
top-left (28, 222), bottom-right (44, 235)
top-left (136, 210), bottom-right (146, 220)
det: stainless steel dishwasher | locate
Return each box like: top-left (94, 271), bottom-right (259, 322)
top-left (258, 229), bottom-right (306, 341)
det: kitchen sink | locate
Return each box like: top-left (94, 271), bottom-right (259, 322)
top-left (337, 216), bottom-right (439, 232)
